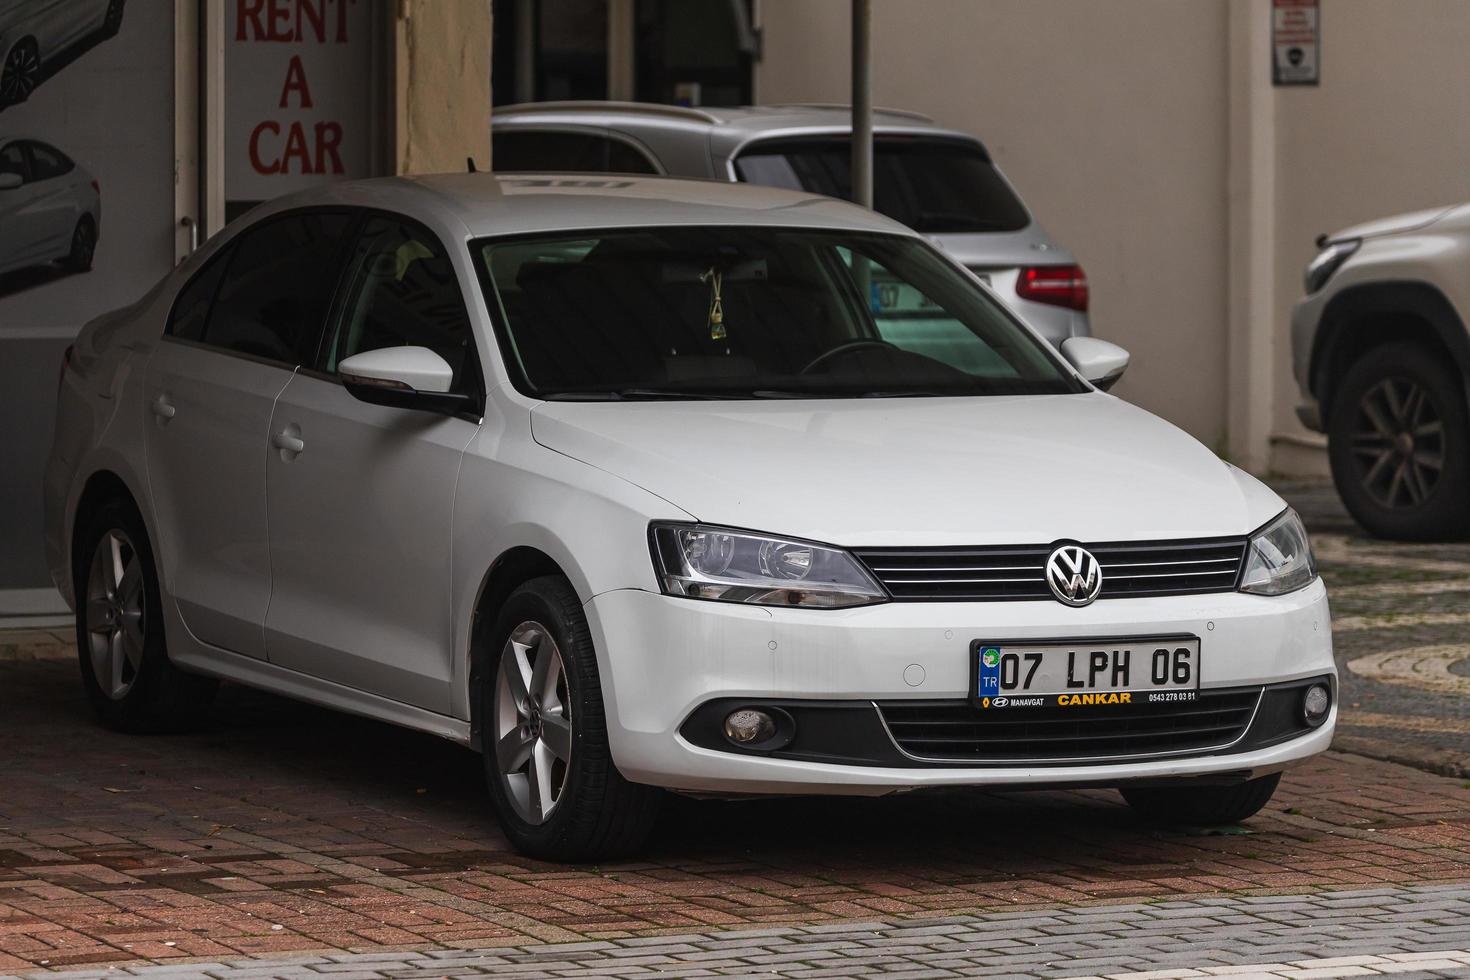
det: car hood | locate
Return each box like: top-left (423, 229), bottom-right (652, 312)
top-left (1328, 204), bottom-right (1461, 243)
top-left (529, 394), bottom-right (1283, 546)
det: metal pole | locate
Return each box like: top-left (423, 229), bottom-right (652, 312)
top-left (514, 0), bottom-right (535, 104)
top-left (850, 0), bottom-right (872, 209)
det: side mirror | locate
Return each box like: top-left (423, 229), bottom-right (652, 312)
top-left (0, 172), bottom-right (22, 190)
top-left (338, 346), bottom-right (472, 415)
top-left (1060, 337), bottom-right (1130, 392)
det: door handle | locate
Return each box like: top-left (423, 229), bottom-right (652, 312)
top-left (151, 394), bottom-right (175, 422)
top-left (273, 428), bottom-right (305, 455)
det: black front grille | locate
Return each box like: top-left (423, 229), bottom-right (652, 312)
top-left (877, 687), bottom-right (1261, 763)
top-left (854, 536), bottom-right (1247, 602)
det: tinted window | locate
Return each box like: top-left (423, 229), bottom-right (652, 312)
top-left (167, 252), bottom-right (229, 342)
top-left (492, 130), bottom-right (659, 174)
top-left (205, 212), bottom-right (351, 363)
top-left (475, 226), bottom-right (1078, 399)
top-left (27, 142), bottom-right (73, 180)
top-left (734, 137), bottom-right (1030, 234)
top-left (323, 216), bottom-right (477, 394)
top-left (0, 142), bottom-right (27, 182)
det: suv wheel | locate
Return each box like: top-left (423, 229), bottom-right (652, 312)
top-left (1121, 773), bottom-right (1281, 825)
top-left (481, 576), bottom-right (662, 861)
top-left (1327, 342), bottom-right (1470, 540)
top-left (75, 497), bottom-right (218, 731)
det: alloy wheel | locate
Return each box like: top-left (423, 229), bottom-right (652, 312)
top-left (84, 529), bottom-right (146, 700)
top-left (71, 221), bottom-right (95, 269)
top-left (0, 41), bottom-right (39, 105)
top-left (493, 621), bottom-right (572, 825)
top-left (1350, 376), bottom-right (1445, 509)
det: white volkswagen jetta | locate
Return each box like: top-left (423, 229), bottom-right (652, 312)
top-left (45, 174), bottom-right (1334, 860)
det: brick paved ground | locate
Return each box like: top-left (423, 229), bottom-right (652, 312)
top-left (1, 478), bottom-right (1466, 977)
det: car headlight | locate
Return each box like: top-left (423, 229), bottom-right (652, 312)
top-left (1238, 509), bottom-right (1318, 596)
top-left (1303, 238), bottom-right (1360, 294)
top-left (650, 523), bottom-right (887, 608)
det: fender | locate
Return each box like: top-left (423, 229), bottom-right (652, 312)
top-left (1310, 280), bottom-right (1470, 417)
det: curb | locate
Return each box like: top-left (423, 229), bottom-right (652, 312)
top-left (1334, 737), bottom-right (1470, 781)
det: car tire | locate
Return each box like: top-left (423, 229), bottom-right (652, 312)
top-left (1327, 342), bottom-right (1470, 541)
top-left (65, 217), bottom-right (97, 273)
top-left (481, 575), bottom-right (662, 861)
top-left (1120, 772), bottom-right (1281, 826)
top-left (74, 496), bottom-right (218, 732)
top-left (0, 38), bottom-right (40, 107)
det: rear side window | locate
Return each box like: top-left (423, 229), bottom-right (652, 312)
top-left (492, 130), bottom-right (658, 174)
top-left (734, 137), bottom-right (1030, 235)
top-left (26, 142), bottom-right (74, 180)
top-left (167, 254), bottom-right (229, 342)
top-left (0, 142), bottom-right (27, 182)
top-left (204, 212), bottom-right (351, 364)
top-left (321, 215), bottom-right (478, 395)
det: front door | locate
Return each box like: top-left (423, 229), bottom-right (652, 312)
top-left (143, 210), bottom-right (350, 659)
top-left (264, 213), bottom-right (481, 711)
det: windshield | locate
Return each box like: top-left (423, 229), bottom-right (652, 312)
top-left (733, 137), bottom-right (1030, 234)
top-left (474, 227), bottom-right (1082, 401)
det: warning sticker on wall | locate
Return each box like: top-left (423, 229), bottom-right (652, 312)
top-left (1273, 0), bottom-right (1320, 86)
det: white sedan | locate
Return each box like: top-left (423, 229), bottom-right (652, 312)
top-left (45, 174), bottom-right (1335, 861)
top-left (0, 135), bottom-right (99, 278)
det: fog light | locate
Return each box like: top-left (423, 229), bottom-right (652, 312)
top-left (1302, 683), bottom-right (1332, 726)
top-left (723, 708), bottom-right (776, 745)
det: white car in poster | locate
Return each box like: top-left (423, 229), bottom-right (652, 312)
top-left (0, 135), bottom-right (99, 283)
top-left (1, 0), bottom-right (125, 109)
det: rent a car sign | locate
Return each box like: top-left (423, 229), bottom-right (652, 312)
top-left (226, 0), bottom-right (373, 201)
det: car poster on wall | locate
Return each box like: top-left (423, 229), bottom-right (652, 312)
top-left (0, 0), bottom-right (174, 594)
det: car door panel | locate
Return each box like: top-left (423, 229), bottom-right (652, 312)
top-left (144, 341), bottom-right (290, 660)
top-left (264, 212), bottom-right (481, 712)
top-left (264, 374), bottom-right (476, 710)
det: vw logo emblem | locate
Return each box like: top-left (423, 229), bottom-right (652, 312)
top-left (1046, 544), bottom-right (1103, 606)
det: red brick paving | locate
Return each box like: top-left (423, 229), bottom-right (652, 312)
top-left (2, 631), bottom-right (1469, 971)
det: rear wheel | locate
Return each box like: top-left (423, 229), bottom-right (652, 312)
top-left (65, 217), bottom-right (96, 273)
top-left (1121, 772), bottom-right (1281, 825)
top-left (74, 497), bottom-right (217, 731)
top-left (1327, 342), bottom-right (1470, 540)
top-left (481, 576), bottom-right (661, 861)
top-left (0, 38), bottom-right (39, 107)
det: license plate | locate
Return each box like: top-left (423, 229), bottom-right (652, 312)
top-left (971, 637), bottom-right (1201, 708)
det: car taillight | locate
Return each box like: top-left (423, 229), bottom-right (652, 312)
top-left (58, 345), bottom-right (74, 394)
top-left (90, 179), bottom-right (99, 194)
top-left (1017, 264), bottom-right (1089, 312)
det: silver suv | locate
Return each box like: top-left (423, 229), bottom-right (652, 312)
top-left (1293, 205), bottom-right (1470, 540)
top-left (492, 101), bottom-right (1091, 347)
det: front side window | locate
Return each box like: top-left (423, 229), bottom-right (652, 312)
top-left (321, 215), bottom-right (478, 394)
top-left (205, 212), bottom-right (351, 364)
top-left (475, 226), bottom-right (1079, 399)
top-left (492, 130), bottom-right (659, 175)
top-left (734, 137), bottom-right (1030, 235)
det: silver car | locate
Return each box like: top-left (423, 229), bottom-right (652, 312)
top-left (492, 102), bottom-right (1091, 347)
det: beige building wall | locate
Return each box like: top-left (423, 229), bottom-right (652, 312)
top-left (757, 0), bottom-right (1470, 476)
top-left (395, 0), bottom-right (494, 175)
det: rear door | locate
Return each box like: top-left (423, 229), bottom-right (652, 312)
top-left (263, 213), bottom-right (481, 710)
top-left (22, 141), bottom-right (79, 255)
top-left (0, 140), bottom-right (45, 266)
top-left (143, 211), bottom-right (351, 659)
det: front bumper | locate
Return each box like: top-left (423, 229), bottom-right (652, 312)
top-left (585, 580), bottom-right (1335, 795)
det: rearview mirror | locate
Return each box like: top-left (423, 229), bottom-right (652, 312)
top-left (339, 346), bottom-right (473, 415)
top-left (0, 172), bottom-right (22, 190)
top-left (1060, 337), bottom-right (1130, 392)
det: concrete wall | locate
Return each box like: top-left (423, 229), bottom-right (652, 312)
top-left (396, 0), bottom-right (494, 174)
top-left (757, 0), bottom-right (1470, 475)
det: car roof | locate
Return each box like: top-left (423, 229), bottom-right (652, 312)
top-left (492, 101), bottom-right (983, 147)
top-left (249, 173), bottom-right (921, 241)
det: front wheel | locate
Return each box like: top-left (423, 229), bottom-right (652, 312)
top-left (1120, 772), bottom-right (1281, 826)
top-left (1327, 342), bottom-right (1470, 541)
top-left (481, 576), bottom-right (661, 861)
top-left (0, 38), bottom-right (40, 107)
top-left (75, 497), bottom-right (217, 731)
